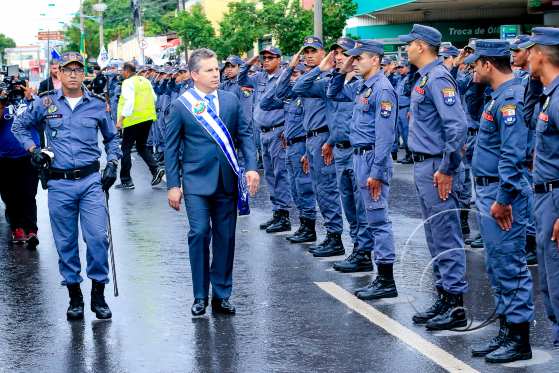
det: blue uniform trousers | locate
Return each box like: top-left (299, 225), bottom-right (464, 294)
top-left (334, 147), bottom-right (374, 251)
top-left (535, 190), bottom-right (559, 345)
top-left (413, 158), bottom-right (468, 294)
top-left (523, 169), bottom-right (536, 237)
top-left (260, 127), bottom-right (291, 211)
top-left (47, 172), bottom-right (109, 284)
top-left (476, 182), bottom-right (534, 323)
top-left (306, 132), bottom-right (343, 234)
top-left (286, 141), bottom-right (316, 220)
top-left (184, 180), bottom-right (237, 300)
top-left (353, 150), bottom-right (395, 263)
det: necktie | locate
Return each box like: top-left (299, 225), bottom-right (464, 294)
top-left (205, 94), bottom-right (216, 112)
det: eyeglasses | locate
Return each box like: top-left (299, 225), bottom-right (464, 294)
top-left (61, 67), bottom-right (85, 76)
top-left (260, 56), bottom-right (278, 61)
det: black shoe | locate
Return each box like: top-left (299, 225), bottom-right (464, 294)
top-left (91, 281), bottom-right (112, 320)
top-left (211, 298), bottom-right (236, 315)
top-left (266, 210), bottom-right (291, 233)
top-left (470, 236), bottom-right (484, 248)
top-left (191, 298), bottom-right (208, 316)
top-left (485, 322), bottom-right (532, 363)
top-left (526, 234), bottom-right (537, 265)
top-left (333, 248), bottom-right (373, 273)
top-left (472, 316), bottom-right (508, 357)
top-left (151, 168), bottom-right (165, 186)
top-left (313, 232), bottom-right (344, 257)
top-left (391, 151), bottom-right (398, 161)
top-left (308, 234), bottom-right (332, 253)
top-left (66, 284), bottom-right (84, 321)
top-left (260, 211), bottom-right (281, 230)
top-left (460, 210), bottom-right (470, 235)
top-left (115, 182), bottom-right (135, 190)
top-left (425, 292), bottom-right (467, 330)
top-left (412, 288), bottom-right (445, 324)
top-left (355, 269), bottom-right (398, 300)
top-left (287, 217), bottom-right (317, 243)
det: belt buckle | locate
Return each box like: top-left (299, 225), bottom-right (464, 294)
top-left (72, 169), bottom-right (81, 180)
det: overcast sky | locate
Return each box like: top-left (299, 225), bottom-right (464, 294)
top-left (0, 0), bottom-right (81, 45)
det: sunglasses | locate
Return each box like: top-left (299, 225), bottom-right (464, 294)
top-left (260, 55), bottom-right (279, 61)
top-left (61, 67), bottom-right (85, 76)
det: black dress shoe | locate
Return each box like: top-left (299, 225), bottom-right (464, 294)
top-left (91, 281), bottom-right (112, 320)
top-left (211, 298), bottom-right (236, 315)
top-left (191, 298), bottom-right (208, 316)
top-left (67, 284), bottom-right (84, 321)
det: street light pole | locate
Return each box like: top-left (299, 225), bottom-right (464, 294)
top-left (93, 2), bottom-right (108, 50)
top-left (132, 0), bottom-right (145, 65)
top-left (314, 0), bottom-right (323, 39)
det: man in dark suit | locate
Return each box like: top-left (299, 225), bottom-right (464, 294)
top-left (165, 48), bottom-right (260, 317)
top-left (38, 60), bottom-right (61, 94)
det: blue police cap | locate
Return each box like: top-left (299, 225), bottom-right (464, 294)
top-left (259, 46), bottom-right (282, 56)
top-left (178, 64), bottom-right (188, 72)
top-left (397, 58), bottom-right (409, 67)
top-left (439, 45), bottom-right (459, 57)
top-left (399, 24), bottom-right (442, 46)
top-left (329, 37), bottom-right (355, 51)
top-left (463, 39), bottom-right (511, 64)
top-left (60, 51), bottom-right (85, 67)
top-left (225, 55), bottom-right (243, 66)
top-left (346, 39), bottom-right (384, 56)
top-left (303, 36), bottom-right (324, 50)
top-left (519, 27), bottom-right (559, 49)
top-left (381, 56), bottom-right (397, 65)
top-left (510, 35), bottom-right (531, 50)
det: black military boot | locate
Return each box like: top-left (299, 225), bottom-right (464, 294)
top-left (260, 211), bottom-right (281, 230)
top-left (312, 232), bottom-right (345, 257)
top-left (66, 283), bottom-right (84, 321)
top-left (287, 217), bottom-right (317, 243)
top-left (425, 292), bottom-right (467, 330)
top-left (471, 315), bottom-right (508, 357)
top-left (91, 281), bottom-right (112, 320)
top-left (460, 209), bottom-right (470, 235)
top-left (308, 234), bottom-right (330, 253)
top-left (333, 245), bottom-right (373, 273)
top-left (526, 234), bottom-right (537, 265)
top-left (266, 210), bottom-right (291, 233)
top-left (485, 322), bottom-right (532, 363)
top-left (355, 264), bottom-right (398, 300)
top-left (412, 288), bottom-right (446, 324)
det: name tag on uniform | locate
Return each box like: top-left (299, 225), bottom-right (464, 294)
top-left (46, 114), bottom-right (63, 119)
top-left (482, 112), bottom-right (494, 122)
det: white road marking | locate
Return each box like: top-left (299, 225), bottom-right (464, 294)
top-left (315, 281), bottom-right (479, 373)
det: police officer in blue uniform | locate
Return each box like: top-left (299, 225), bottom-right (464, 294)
top-left (239, 47), bottom-right (292, 233)
top-left (12, 52), bottom-right (122, 321)
top-left (261, 63), bottom-right (318, 243)
top-left (466, 40), bottom-right (535, 363)
top-left (522, 26), bottom-right (559, 349)
top-left (327, 40), bottom-right (398, 298)
top-left (292, 36), bottom-right (345, 256)
top-left (399, 24), bottom-right (469, 330)
top-left (439, 44), bottom-right (460, 70)
top-left (395, 58), bottom-right (413, 164)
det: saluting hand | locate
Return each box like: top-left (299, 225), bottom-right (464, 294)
top-left (245, 170), bottom-right (260, 196)
top-left (340, 56), bottom-right (355, 74)
top-left (491, 202), bottom-right (513, 231)
top-left (247, 55), bottom-right (260, 66)
top-left (168, 187), bottom-right (183, 211)
top-left (433, 170), bottom-right (452, 201)
top-left (289, 48), bottom-right (304, 68)
top-left (318, 51), bottom-right (335, 72)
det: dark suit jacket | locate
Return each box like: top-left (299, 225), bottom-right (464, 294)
top-left (38, 77), bottom-right (54, 94)
top-left (164, 89), bottom-right (257, 196)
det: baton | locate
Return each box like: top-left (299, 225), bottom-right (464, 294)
top-left (104, 191), bottom-right (119, 297)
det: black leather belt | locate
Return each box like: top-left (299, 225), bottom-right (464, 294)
top-left (411, 152), bottom-right (442, 162)
top-left (468, 128), bottom-right (479, 136)
top-left (286, 136), bottom-right (306, 146)
top-left (49, 161), bottom-right (100, 181)
top-left (353, 145), bottom-right (374, 155)
top-left (475, 176), bottom-right (500, 186)
top-left (261, 123), bottom-right (284, 133)
top-left (335, 141), bottom-right (351, 149)
top-left (534, 180), bottom-right (559, 194)
top-left (306, 126), bottom-right (329, 138)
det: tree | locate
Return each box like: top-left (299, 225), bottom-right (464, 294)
top-left (215, 0), bottom-right (263, 59)
top-left (0, 33), bottom-right (16, 64)
top-left (169, 4), bottom-right (216, 60)
top-left (322, 0), bottom-right (357, 47)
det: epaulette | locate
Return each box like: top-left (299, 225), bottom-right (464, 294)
top-left (39, 89), bottom-right (56, 97)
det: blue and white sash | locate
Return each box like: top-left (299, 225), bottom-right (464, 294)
top-left (178, 88), bottom-right (250, 215)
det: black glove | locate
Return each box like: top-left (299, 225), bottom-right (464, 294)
top-left (101, 160), bottom-right (118, 192)
top-left (30, 147), bottom-right (51, 169)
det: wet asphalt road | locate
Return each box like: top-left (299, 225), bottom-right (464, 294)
top-left (1, 153), bottom-right (558, 373)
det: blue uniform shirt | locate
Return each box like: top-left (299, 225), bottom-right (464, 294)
top-left (534, 75), bottom-right (559, 184)
top-left (409, 59), bottom-right (467, 174)
top-left (396, 74), bottom-right (410, 108)
top-left (238, 64), bottom-right (284, 129)
top-left (12, 89), bottom-right (121, 170)
top-left (328, 70), bottom-right (397, 182)
top-left (292, 67), bottom-right (330, 132)
top-left (472, 78), bottom-right (528, 205)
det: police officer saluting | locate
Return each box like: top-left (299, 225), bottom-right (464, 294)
top-left (13, 52), bottom-right (122, 320)
top-left (399, 25), bottom-right (469, 330)
top-left (522, 27), bottom-right (559, 349)
top-left (466, 40), bottom-right (535, 363)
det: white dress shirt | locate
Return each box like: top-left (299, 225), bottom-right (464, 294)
top-left (193, 86), bottom-right (220, 117)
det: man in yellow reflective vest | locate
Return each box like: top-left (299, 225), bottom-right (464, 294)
top-left (115, 62), bottom-right (164, 189)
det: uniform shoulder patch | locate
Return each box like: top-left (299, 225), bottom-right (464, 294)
top-left (500, 104), bottom-right (517, 126)
top-left (442, 87), bottom-right (457, 106)
top-left (380, 101), bottom-right (393, 118)
top-left (419, 75), bottom-right (429, 88)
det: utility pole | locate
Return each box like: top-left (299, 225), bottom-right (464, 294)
top-left (94, 3), bottom-right (108, 51)
top-left (314, 0), bottom-right (323, 39)
top-left (132, 0), bottom-right (145, 65)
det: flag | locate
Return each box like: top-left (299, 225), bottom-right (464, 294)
top-left (97, 47), bottom-right (109, 69)
top-left (51, 47), bottom-right (61, 62)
